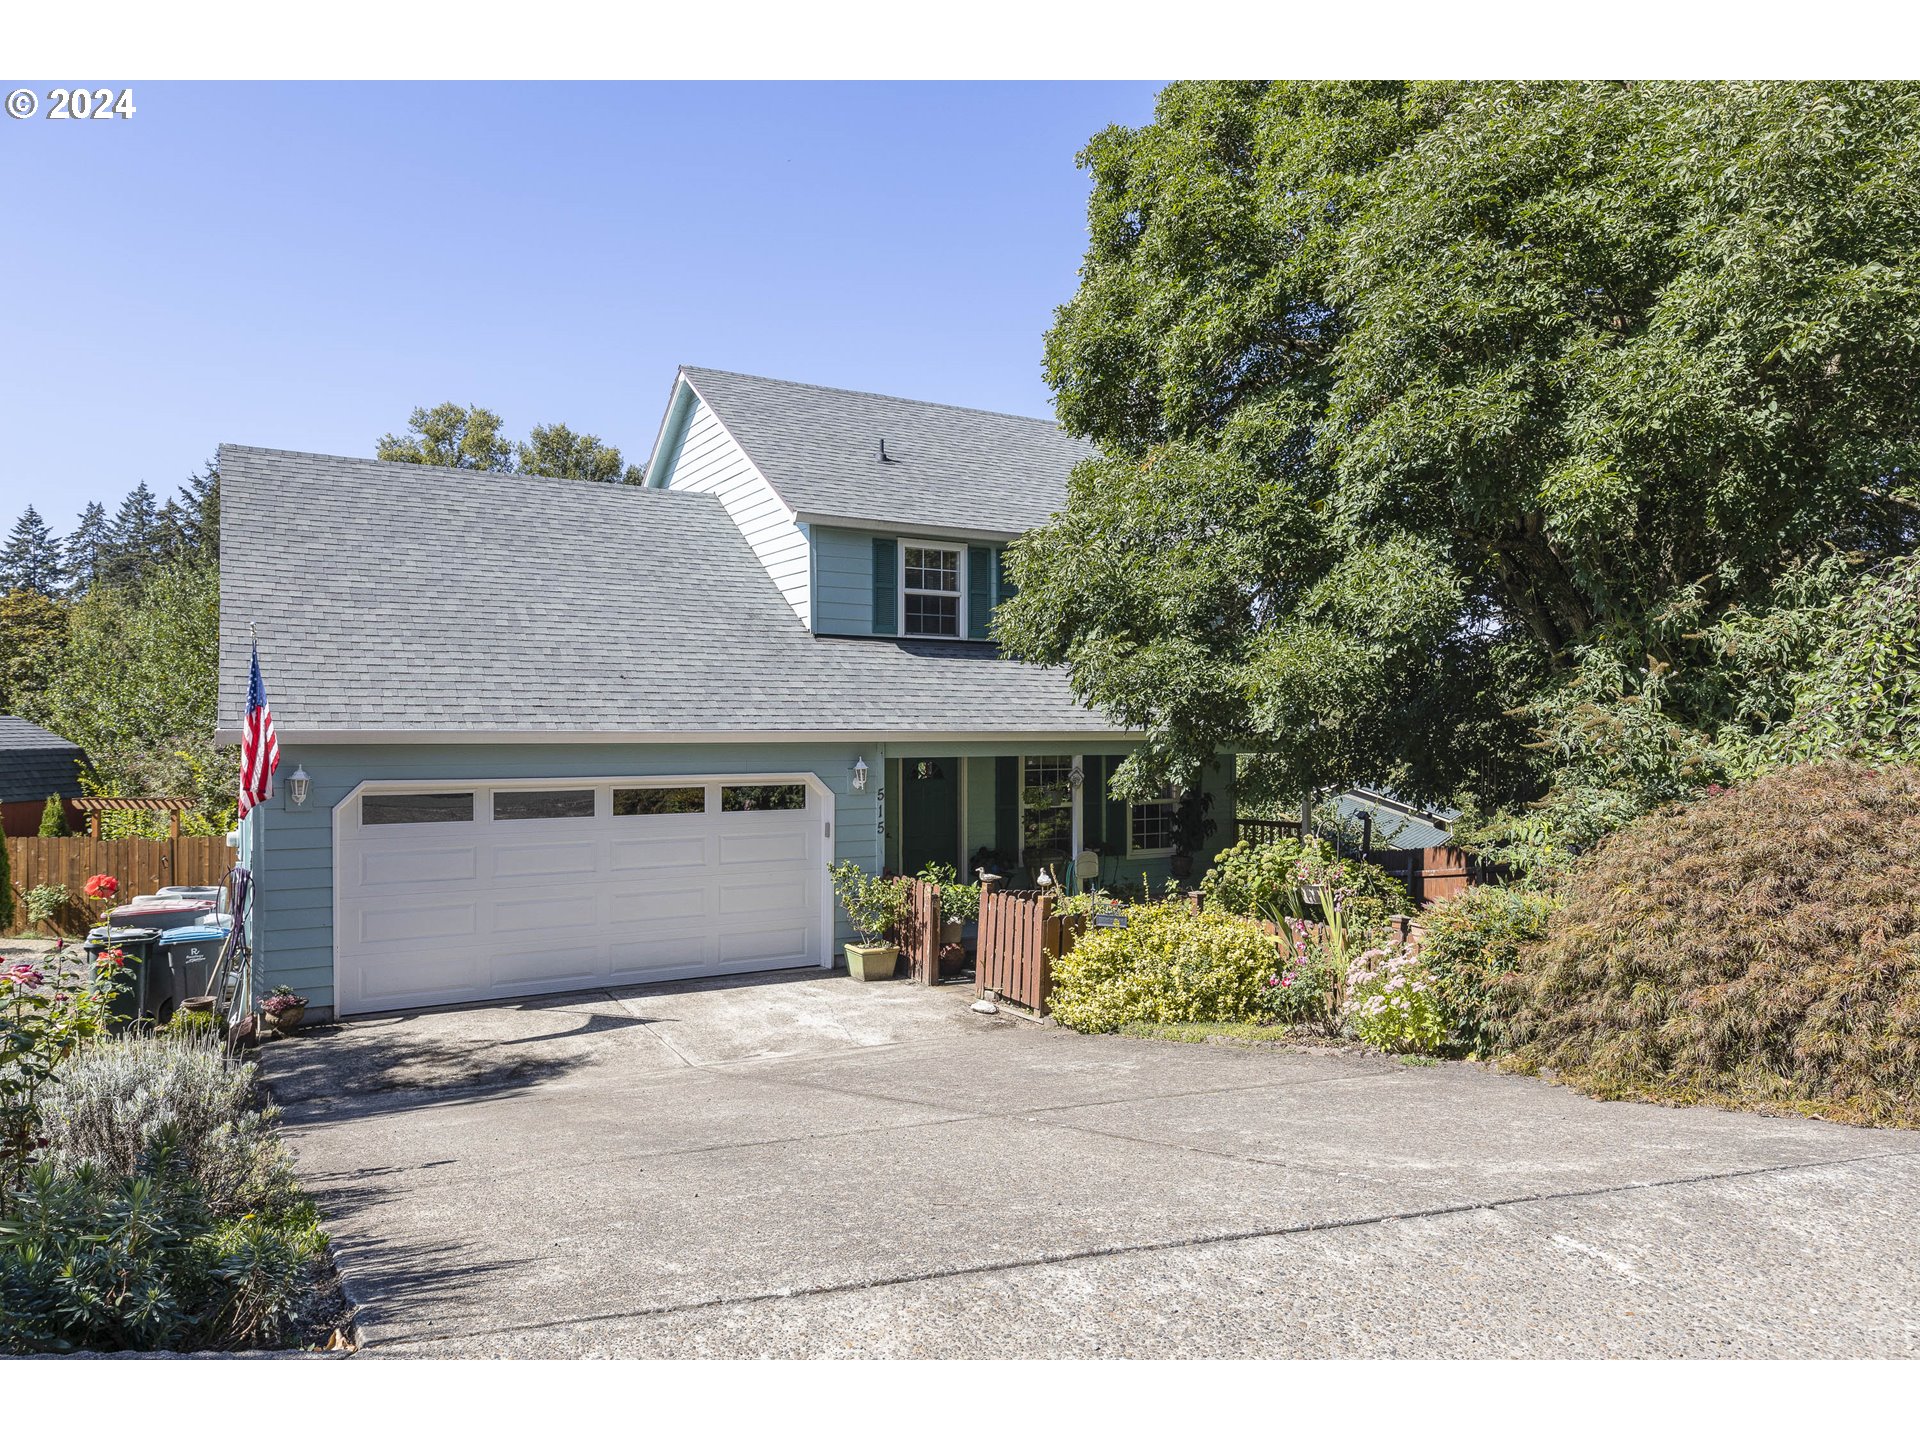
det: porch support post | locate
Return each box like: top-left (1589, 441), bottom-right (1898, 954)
top-left (1070, 753), bottom-right (1084, 887)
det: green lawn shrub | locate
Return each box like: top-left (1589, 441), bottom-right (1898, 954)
top-left (0, 1161), bottom-right (323, 1353)
top-left (1050, 902), bottom-right (1294, 1033)
top-left (1418, 886), bottom-right (1559, 1056)
top-left (37, 1031), bottom-right (295, 1218)
top-left (1501, 762), bottom-right (1920, 1126)
top-left (1200, 836), bottom-right (1410, 935)
top-left (2, 1030), bottom-right (324, 1353)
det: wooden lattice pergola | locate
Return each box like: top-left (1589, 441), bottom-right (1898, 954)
top-left (71, 796), bottom-right (198, 839)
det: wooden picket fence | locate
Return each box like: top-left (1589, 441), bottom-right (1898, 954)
top-left (5, 835), bottom-right (237, 936)
top-left (975, 880), bottom-right (1085, 1017)
top-left (1373, 845), bottom-right (1480, 905)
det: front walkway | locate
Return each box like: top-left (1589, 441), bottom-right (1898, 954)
top-left (260, 972), bottom-right (1920, 1358)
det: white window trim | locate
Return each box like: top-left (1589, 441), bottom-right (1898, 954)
top-left (1127, 786), bottom-right (1178, 858)
top-left (899, 539), bottom-right (966, 639)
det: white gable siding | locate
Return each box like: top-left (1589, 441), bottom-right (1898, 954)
top-left (660, 398), bottom-right (811, 625)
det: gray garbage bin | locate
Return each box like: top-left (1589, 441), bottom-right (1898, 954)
top-left (83, 926), bottom-right (163, 1023)
top-left (149, 923), bottom-right (231, 1022)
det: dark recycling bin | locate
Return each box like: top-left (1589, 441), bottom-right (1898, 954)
top-left (83, 926), bottom-right (163, 1022)
top-left (150, 924), bottom-right (230, 1022)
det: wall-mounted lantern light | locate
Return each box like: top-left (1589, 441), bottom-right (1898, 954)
top-left (288, 765), bottom-right (311, 807)
top-left (852, 757), bottom-right (869, 792)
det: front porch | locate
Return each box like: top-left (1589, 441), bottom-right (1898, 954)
top-left (880, 748), bottom-right (1237, 895)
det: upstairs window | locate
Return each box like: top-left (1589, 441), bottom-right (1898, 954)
top-left (902, 544), bottom-right (963, 637)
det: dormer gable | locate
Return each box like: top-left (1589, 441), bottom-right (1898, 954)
top-left (646, 366), bottom-right (1090, 638)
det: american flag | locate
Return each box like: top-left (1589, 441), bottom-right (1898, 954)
top-left (239, 641), bottom-right (280, 818)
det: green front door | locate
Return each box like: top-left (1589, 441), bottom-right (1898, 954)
top-left (899, 756), bottom-right (960, 876)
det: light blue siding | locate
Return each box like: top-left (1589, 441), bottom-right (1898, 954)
top-left (249, 741), bottom-right (883, 1013)
top-left (812, 525), bottom-right (874, 635)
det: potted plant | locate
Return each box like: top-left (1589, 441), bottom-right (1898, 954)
top-left (262, 985), bottom-right (308, 1033)
top-left (830, 860), bottom-right (907, 981)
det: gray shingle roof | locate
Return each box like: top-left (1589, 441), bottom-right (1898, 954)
top-left (1332, 791), bottom-right (1456, 852)
top-left (217, 446), bottom-right (1126, 739)
top-left (675, 367), bottom-right (1092, 536)
top-left (0, 716), bottom-right (84, 803)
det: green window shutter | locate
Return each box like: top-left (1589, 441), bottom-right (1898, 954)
top-left (995, 548), bottom-right (1018, 605)
top-left (994, 756), bottom-right (1019, 859)
top-left (967, 546), bottom-right (992, 640)
top-left (1082, 755), bottom-right (1106, 852)
top-left (871, 537), bottom-right (898, 635)
top-left (1104, 754), bottom-right (1129, 854)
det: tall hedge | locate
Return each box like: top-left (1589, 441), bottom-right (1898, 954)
top-left (1501, 762), bottom-right (1920, 1126)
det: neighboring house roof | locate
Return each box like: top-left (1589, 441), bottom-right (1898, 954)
top-left (216, 446), bottom-right (1128, 741)
top-left (1333, 789), bottom-right (1457, 852)
top-left (0, 716), bottom-right (85, 804)
top-left (656, 367), bottom-right (1094, 537)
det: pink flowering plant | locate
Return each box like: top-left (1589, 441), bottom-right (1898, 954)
top-left (1345, 943), bottom-right (1447, 1054)
top-left (1, 949), bottom-right (129, 1196)
top-left (1260, 915), bottom-right (1336, 1024)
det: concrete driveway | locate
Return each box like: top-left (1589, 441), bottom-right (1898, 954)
top-left (261, 972), bottom-right (1920, 1358)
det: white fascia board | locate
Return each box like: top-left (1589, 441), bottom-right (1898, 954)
top-left (642, 371), bottom-right (696, 485)
top-left (792, 511), bottom-right (1025, 544)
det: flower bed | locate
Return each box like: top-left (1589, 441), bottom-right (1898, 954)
top-left (2, 939), bottom-right (339, 1353)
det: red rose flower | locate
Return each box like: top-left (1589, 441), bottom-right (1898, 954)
top-left (84, 874), bottom-right (119, 900)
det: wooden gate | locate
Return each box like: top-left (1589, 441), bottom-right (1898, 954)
top-left (975, 882), bottom-right (1083, 1016)
top-left (899, 876), bottom-right (944, 985)
top-left (5, 835), bottom-right (238, 936)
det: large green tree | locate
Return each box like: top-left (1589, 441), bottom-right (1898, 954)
top-left (35, 558), bottom-right (232, 833)
top-left (1002, 81), bottom-right (1920, 814)
top-left (517, 422), bottom-right (644, 484)
top-left (376, 403), bottom-right (516, 471)
top-left (378, 406), bottom-right (644, 483)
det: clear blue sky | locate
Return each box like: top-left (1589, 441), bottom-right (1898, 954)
top-left (0, 81), bottom-right (1159, 536)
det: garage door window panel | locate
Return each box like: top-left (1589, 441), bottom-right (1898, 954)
top-left (362, 792), bottom-right (475, 826)
top-left (493, 789), bottom-right (596, 821)
top-left (614, 785), bottom-right (708, 816)
top-left (722, 784), bottom-right (807, 812)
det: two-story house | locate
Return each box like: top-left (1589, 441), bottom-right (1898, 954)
top-left (218, 368), bottom-right (1236, 1019)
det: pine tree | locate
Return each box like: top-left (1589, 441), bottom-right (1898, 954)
top-left (178, 458), bottom-right (220, 559)
top-left (63, 501), bottom-right (110, 595)
top-left (38, 794), bottom-right (69, 837)
top-left (0, 506), bottom-right (64, 596)
top-left (155, 497), bottom-right (190, 562)
top-left (100, 481), bottom-right (162, 588)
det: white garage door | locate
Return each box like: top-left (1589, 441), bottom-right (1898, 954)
top-left (334, 776), bottom-right (829, 1016)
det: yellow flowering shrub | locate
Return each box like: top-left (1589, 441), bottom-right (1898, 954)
top-left (1049, 903), bottom-right (1283, 1033)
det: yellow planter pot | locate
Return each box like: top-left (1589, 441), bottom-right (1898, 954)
top-left (844, 942), bottom-right (899, 982)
